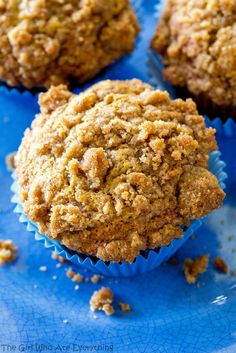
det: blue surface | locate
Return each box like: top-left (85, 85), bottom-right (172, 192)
top-left (0, 1), bottom-right (236, 352)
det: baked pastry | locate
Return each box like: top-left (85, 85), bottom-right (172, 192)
top-left (0, 0), bottom-right (139, 89)
top-left (15, 79), bottom-right (225, 263)
top-left (151, 0), bottom-right (236, 118)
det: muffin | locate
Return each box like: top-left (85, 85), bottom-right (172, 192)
top-left (0, 0), bottom-right (139, 89)
top-left (15, 79), bottom-right (225, 263)
top-left (151, 0), bottom-right (236, 119)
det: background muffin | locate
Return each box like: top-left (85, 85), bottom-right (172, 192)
top-left (15, 79), bottom-right (225, 263)
top-left (0, 0), bottom-right (139, 89)
top-left (151, 0), bottom-right (236, 118)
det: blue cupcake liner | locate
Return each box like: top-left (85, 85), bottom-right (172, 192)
top-left (11, 150), bottom-right (227, 277)
top-left (0, 0), bottom-right (144, 97)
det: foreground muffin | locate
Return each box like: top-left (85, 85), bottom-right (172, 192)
top-left (0, 0), bottom-right (139, 89)
top-left (151, 0), bottom-right (236, 118)
top-left (15, 79), bottom-right (225, 263)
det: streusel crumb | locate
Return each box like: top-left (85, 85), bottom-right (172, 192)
top-left (183, 254), bottom-right (209, 284)
top-left (91, 274), bottom-right (101, 284)
top-left (5, 152), bottom-right (16, 171)
top-left (90, 287), bottom-right (114, 316)
top-left (51, 252), bottom-right (67, 263)
top-left (66, 268), bottom-right (83, 283)
top-left (214, 257), bottom-right (228, 273)
top-left (119, 302), bottom-right (131, 312)
top-left (0, 0), bottom-right (139, 89)
top-left (15, 79), bottom-right (225, 263)
top-left (151, 0), bottom-right (236, 109)
top-left (0, 240), bottom-right (17, 265)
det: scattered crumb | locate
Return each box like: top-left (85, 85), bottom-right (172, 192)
top-left (91, 274), bottom-right (101, 284)
top-left (183, 255), bottom-right (209, 284)
top-left (90, 287), bottom-right (114, 316)
top-left (63, 320), bottom-right (68, 324)
top-left (0, 240), bottom-right (17, 265)
top-left (5, 152), bottom-right (16, 171)
top-left (72, 273), bottom-right (83, 283)
top-left (51, 252), bottom-right (67, 263)
top-left (56, 263), bottom-right (62, 268)
top-left (74, 285), bottom-right (80, 290)
top-left (220, 220), bottom-right (225, 225)
top-left (214, 257), bottom-right (228, 273)
top-left (39, 266), bottom-right (47, 272)
top-left (119, 302), bottom-right (131, 312)
top-left (169, 257), bottom-right (179, 266)
top-left (52, 275), bottom-right (57, 280)
top-left (228, 235), bottom-right (233, 242)
top-left (66, 267), bottom-right (83, 282)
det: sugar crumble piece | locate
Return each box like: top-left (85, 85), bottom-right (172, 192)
top-left (66, 267), bottom-right (83, 283)
top-left (72, 273), bottom-right (83, 283)
top-left (5, 152), bottom-right (16, 171)
top-left (74, 285), bottom-right (80, 290)
top-left (51, 252), bottom-right (67, 263)
top-left (91, 274), bottom-right (101, 284)
top-left (63, 319), bottom-right (68, 324)
top-left (56, 263), bottom-right (62, 268)
top-left (214, 257), bottom-right (228, 274)
top-left (90, 287), bottom-right (114, 316)
top-left (183, 255), bottom-right (209, 284)
top-left (39, 266), bottom-right (47, 272)
top-left (119, 302), bottom-right (131, 312)
top-left (66, 267), bottom-right (75, 279)
top-left (0, 240), bottom-right (17, 265)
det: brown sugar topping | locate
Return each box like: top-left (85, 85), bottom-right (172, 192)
top-left (15, 79), bottom-right (225, 263)
top-left (214, 256), bottom-right (228, 273)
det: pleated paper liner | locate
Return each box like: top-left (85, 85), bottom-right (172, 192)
top-left (11, 150), bottom-right (227, 277)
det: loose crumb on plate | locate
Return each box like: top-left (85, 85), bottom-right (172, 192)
top-left (119, 302), bottom-right (131, 312)
top-left (90, 287), bottom-right (114, 316)
top-left (0, 240), bottom-right (17, 265)
top-left (39, 266), bottom-right (47, 272)
top-left (66, 267), bottom-right (83, 283)
top-left (214, 257), bottom-right (228, 273)
top-left (91, 274), bottom-right (101, 284)
top-left (56, 263), bottom-right (62, 268)
top-left (169, 257), bottom-right (179, 266)
top-left (183, 254), bottom-right (209, 284)
top-left (63, 319), bottom-right (68, 324)
top-left (5, 152), bottom-right (16, 171)
top-left (74, 285), bottom-right (80, 290)
top-left (51, 252), bottom-right (67, 263)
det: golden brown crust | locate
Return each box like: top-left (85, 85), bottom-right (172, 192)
top-left (0, 0), bottom-right (139, 89)
top-left (15, 79), bottom-right (225, 263)
top-left (151, 0), bottom-right (236, 108)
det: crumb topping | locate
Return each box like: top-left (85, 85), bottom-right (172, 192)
top-left (15, 79), bottom-right (225, 263)
top-left (183, 254), bottom-right (209, 284)
top-left (5, 152), bottom-right (16, 171)
top-left (0, 240), bottom-right (17, 265)
top-left (90, 287), bottom-right (114, 315)
top-left (152, 0), bottom-right (236, 107)
top-left (66, 267), bottom-right (83, 283)
top-left (51, 251), bottom-right (67, 263)
top-left (0, 0), bottom-right (139, 88)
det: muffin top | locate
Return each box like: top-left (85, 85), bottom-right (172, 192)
top-left (151, 0), bottom-right (236, 107)
top-left (0, 0), bottom-right (139, 89)
top-left (15, 79), bottom-right (225, 262)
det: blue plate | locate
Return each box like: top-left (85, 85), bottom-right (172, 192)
top-left (0, 1), bottom-right (236, 352)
